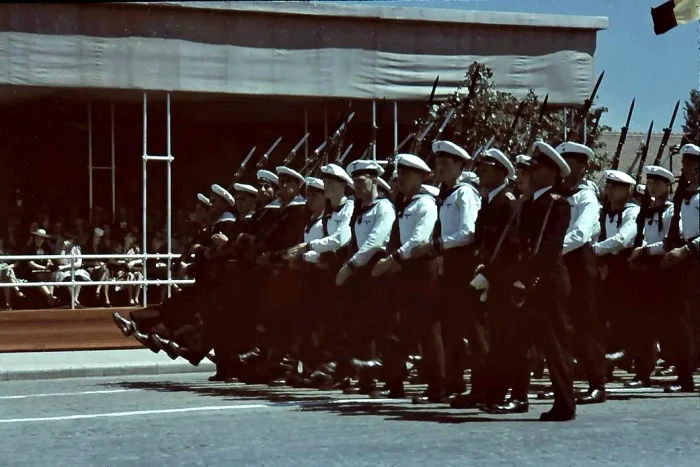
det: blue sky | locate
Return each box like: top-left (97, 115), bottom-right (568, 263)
top-left (351, 0), bottom-right (697, 133)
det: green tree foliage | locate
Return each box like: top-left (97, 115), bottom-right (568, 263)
top-left (682, 89), bottom-right (700, 144)
top-left (413, 62), bottom-right (612, 170)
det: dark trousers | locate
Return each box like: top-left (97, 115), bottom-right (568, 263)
top-left (486, 287), bottom-right (575, 414)
top-left (383, 260), bottom-right (445, 392)
top-left (564, 245), bottom-right (605, 389)
top-left (440, 251), bottom-right (488, 393)
top-left (599, 255), bottom-right (637, 354)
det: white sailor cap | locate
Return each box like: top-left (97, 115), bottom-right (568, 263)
top-left (275, 166), bottom-right (305, 185)
top-left (604, 169), bottom-right (636, 186)
top-left (643, 165), bottom-right (675, 183)
top-left (233, 183), bottom-right (258, 196)
top-left (320, 163), bottom-right (353, 185)
top-left (396, 154), bottom-right (431, 174)
top-left (680, 143), bottom-right (700, 158)
top-left (376, 177), bottom-right (392, 195)
top-left (305, 177), bottom-right (324, 191)
top-left (347, 159), bottom-right (385, 177)
top-left (515, 154), bottom-right (532, 167)
top-left (432, 140), bottom-right (471, 161)
top-left (347, 180), bottom-right (355, 192)
top-left (211, 184), bottom-right (235, 206)
top-left (420, 184), bottom-right (440, 197)
top-left (531, 142), bottom-right (571, 177)
top-left (197, 193), bottom-right (211, 207)
top-left (459, 171), bottom-right (480, 186)
top-left (257, 169), bottom-right (279, 186)
top-left (481, 148), bottom-right (516, 179)
top-left (556, 142), bottom-right (594, 162)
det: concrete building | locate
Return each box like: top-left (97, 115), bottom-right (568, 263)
top-left (0, 2), bottom-right (608, 219)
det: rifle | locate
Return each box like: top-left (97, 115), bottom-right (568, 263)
top-left (302, 112), bottom-right (355, 174)
top-left (454, 64), bottom-right (481, 144)
top-left (629, 120), bottom-right (654, 183)
top-left (338, 144), bottom-right (354, 165)
top-left (504, 100), bottom-right (526, 155)
top-left (230, 146), bottom-right (257, 186)
top-left (609, 99), bottom-right (635, 171)
top-left (525, 94), bottom-right (548, 154)
top-left (280, 132), bottom-right (311, 168)
top-left (254, 136), bottom-right (283, 170)
top-left (652, 100), bottom-right (680, 166)
top-left (571, 71), bottom-right (605, 142)
top-left (589, 108), bottom-right (604, 141)
top-left (664, 172), bottom-right (689, 250)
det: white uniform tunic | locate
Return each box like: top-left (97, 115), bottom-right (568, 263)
top-left (593, 202), bottom-right (640, 256)
top-left (563, 184), bottom-right (601, 255)
top-left (348, 198), bottom-right (396, 269)
top-left (302, 214), bottom-right (324, 264)
top-left (649, 189), bottom-right (700, 254)
top-left (433, 183), bottom-right (480, 252)
top-left (642, 201), bottom-right (674, 246)
top-left (393, 193), bottom-right (437, 261)
top-left (307, 199), bottom-right (353, 254)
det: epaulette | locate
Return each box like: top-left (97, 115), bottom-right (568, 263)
top-left (505, 192), bottom-right (516, 201)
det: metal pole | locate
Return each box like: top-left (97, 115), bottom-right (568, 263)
top-left (110, 103), bottom-right (116, 223)
top-left (88, 103), bottom-right (93, 224)
top-left (583, 116), bottom-right (587, 145)
top-left (166, 93), bottom-right (172, 299)
top-left (563, 107), bottom-right (567, 142)
top-left (372, 100), bottom-right (377, 161)
top-left (393, 101), bottom-right (398, 150)
top-left (69, 257), bottom-right (75, 310)
top-left (304, 108), bottom-right (309, 163)
top-left (142, 93), bottom-right (148, 307)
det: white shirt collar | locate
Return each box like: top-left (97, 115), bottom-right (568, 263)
top-left (487, 183), bottom-right (507, 203)
top-left (532, 186), bottom-right (553, 201)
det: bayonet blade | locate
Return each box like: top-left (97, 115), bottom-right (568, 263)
top-left (590, 71), bottom-right (604, 103)
top-left (394, 133), bottom-right (414, 155)
top-left (437, 109), bottom-right (455, 136)
top-left (538, 94), bottom-right (549, 119)
top-left (338, 143), bottom-right (354, 164)
top-left (290, 133), bottom-right (310, 157)
top-left (668, 100), bottom-right (680, 129)
top-left (265, 137), bottom-right (283, 158)
top-left (240, 146), bottom-right (256, 168)
top-left (644, 120), bottom-right (654, 148)
top-left (417, 122), bottom-right (435, 142)
top-left (428, 75), bottom-right (439, 108)
top-left (624, 98), bottom-right (635, 128)
top-left (313, 140), bottom-right (328, 157)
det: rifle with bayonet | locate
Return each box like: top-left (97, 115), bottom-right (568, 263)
top-left (571, 71), bottom-right (604, 142)
top-left (453, 64), bottom-right (481, 145)
top-left (525, 94), bottom-right (549, 154)
top-left (609, 99), bottom-right (635, 171)
top-left (652, 100), bottom-right (680, 166)
top-left (302, 111), bottom-right (355, 174)
top-left (279, 132), bottom-right (311, 168)
top-left (628, 120), bottom-right (654, 183)
top-left (504, 100), bottom-right (526, 156)
top-left (254, 136), bottom-right (283, 170)
top-left (230, 146), bottom-right (257, 187)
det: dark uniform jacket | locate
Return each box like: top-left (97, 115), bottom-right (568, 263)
top-left (475, 186), bottom-right (519, 285)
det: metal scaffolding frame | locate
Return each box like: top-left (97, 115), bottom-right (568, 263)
top-left (87, 102), bottom-right (118, 224)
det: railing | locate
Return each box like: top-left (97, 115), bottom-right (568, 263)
top-left (0, 253), bottom-right (195, 310)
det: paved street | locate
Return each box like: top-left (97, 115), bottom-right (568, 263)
top-left (1, 372), bottom-right (699, 467)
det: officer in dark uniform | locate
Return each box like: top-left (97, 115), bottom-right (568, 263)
top-left (481, 142), bottom-right (575, 422)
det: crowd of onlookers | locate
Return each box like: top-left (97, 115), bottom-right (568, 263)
top-left (1, 203), bottom-right (197, 310)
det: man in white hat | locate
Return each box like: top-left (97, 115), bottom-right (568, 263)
top-left (630, 143), bottom-right (700, 394)
top-left (592, 169), bottom-right (640, 380)
top-left (624, 165), bottom-right (676, 389)
top-left (460, 148), bottom-right (521, 412)
top-left (413, 140), bottom-right (483, 404)
top-left (325, 159), bottom-right (396, 392)
top-left (489, 141), bottom-right (576, 421)
top-left (363, 153), bottom-right (441, 400)
top-left (555, 142), bottom-right (607, 406)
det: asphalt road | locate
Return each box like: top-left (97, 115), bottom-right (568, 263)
top-left (1, 372), bottom-right (699, 467)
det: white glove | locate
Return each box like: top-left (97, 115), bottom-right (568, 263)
top-left (479, 290), bottom-right (488, 303)
top-left (470, 273), bottom-right (490, 291)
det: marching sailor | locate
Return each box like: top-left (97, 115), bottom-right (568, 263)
top-left (593, 170), bottom-right (639, 372)
top-left (557, 142), bottom-right (606, 405)
top-left (414, 140), bottom-right (483, 403)
top-left (626, 165), bottom-right (675, 388)
top-left (631, 143), bottom-right (700, 393)
top-left (369, 154), bottom-right (440, 400)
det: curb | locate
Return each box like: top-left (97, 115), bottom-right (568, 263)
top-left (0, 361), bottom-right (216, 382)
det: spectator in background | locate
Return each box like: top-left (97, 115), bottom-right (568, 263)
top-left (5, 216), bottom-right (21, 252)
top-left (49, 217), bottom-right (66, 254)
top-left (14, 228), bottom-right (59, 307)
top-left (0, 237), bottom-right (26, 310)
top-left (53, 232), bottom-right (91, 308)
top-left (83, 227), bottom-right (112, 307)
top-left (110, 228), bottom-right (144, 306)
top-left (71, 217), bottom-right (88, 248)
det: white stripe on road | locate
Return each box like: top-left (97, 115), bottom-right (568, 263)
top-left (0, 404), bottom-right (269, 424)
top-left (0, 389), bottom-right (140, 400)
